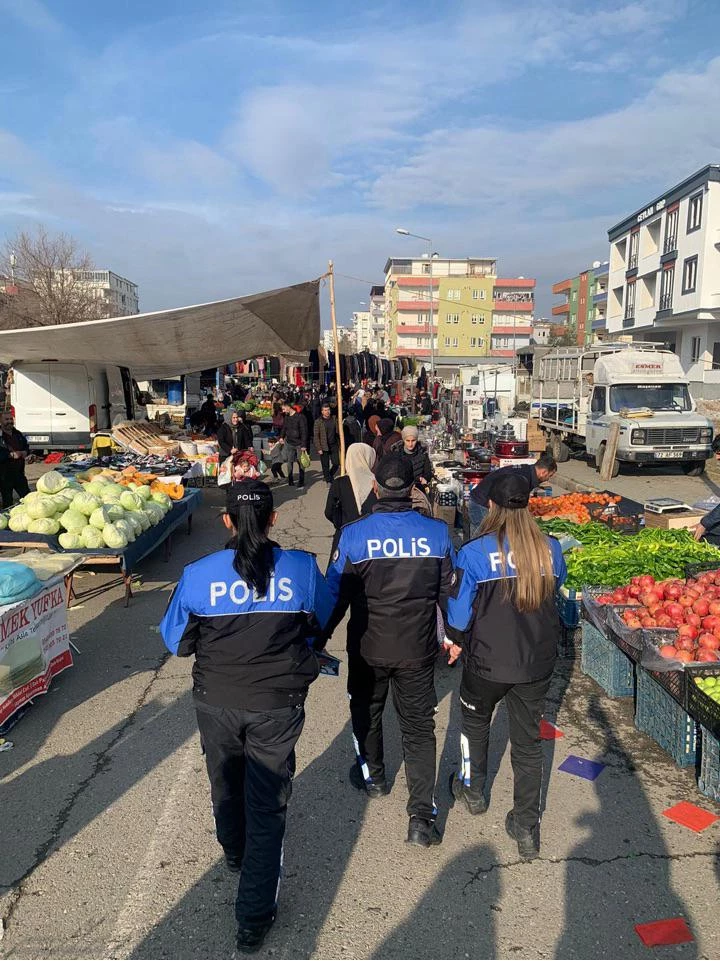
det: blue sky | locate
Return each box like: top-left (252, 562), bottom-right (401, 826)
top-left (1, 0), bottom-right (720, 330)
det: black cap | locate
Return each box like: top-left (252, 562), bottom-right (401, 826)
top-left (487, 470), bottom-right (531, 509)
top-left (375, 453), bottom-right (414, 492)
top-left (225, 479), bottom-right (274, 514)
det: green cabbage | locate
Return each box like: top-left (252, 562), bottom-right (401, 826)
top-left (58, 531), bottom-right (83, 550)
top-left (80, 526), bottom-right (105, 549)
top-left (28, 517), bottom-right (60, 535)
top-left (26, 495), bottom-right (58, 520)
top-left (114, 518), bottom-right (136, 543)
top-left (0, 514), bottom-right (7, 530)
top-left (129, 509), bottom-right (150, 531)
top-left (9, 512), bottom-right (30, 532)
top-left (8, 504), bottom-right (25, 517)
top-left (36, 470), bottom-right (68, 494)
top-left (135, 485), bottom-right (152, 502)
top-left (59, 509), bottom-right (87, 533)
top-left (89, 506), bottom-right (114, 530)
top-left (86, 480), bottom-right (109, 498)
top-left (105, 503), bottom-right (125, 522)
top-left (143, 502), bottom-right (165, 525)
top-left (53, 491), bottom-right (76, 509)
top-left (100, 485), bottom-right (124, 504)
top-left (72, 492), bottom-right (101, 516)
top-left (150, 491), bottom-right (172, 512)
top-left (125, 513), bottom-right (143, 537)
top-left (120, 490), bottom-right (143, 512)
top-left (102, 523), bottom-right (128, 549)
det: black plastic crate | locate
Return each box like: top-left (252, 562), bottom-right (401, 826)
top-left (605, 607), bottom-right (645, 663)
top-left (684, 562), bottom-right (720, 580)
top-left (685, 665), bottom-right (720, 741)
top-left (558, 623), bottom-right (582, 659)
top-left (608, 625), bottom-right (643, 664)
top-left (698, 726), bottom-right (720, 802)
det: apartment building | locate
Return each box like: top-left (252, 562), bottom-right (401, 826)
top-left (351, 310), bottom-right (372, 351)
top-left (72, 269), bottom-right (140, 317)
top-left (606, 165), bottom-right (720, 396)
top-left (383, 257), bottom-right (534, 369)
top-left (552, 261), bottom-right (609, 344)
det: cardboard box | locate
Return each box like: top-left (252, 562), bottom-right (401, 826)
top-left (643, 509), bottom-right (704, 531)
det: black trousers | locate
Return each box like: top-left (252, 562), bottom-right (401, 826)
top-left (0, 462), bottom-right (29, 509)
top-left (285, 445), bottom-right (305, 485)
top-left (348, 656), bottom-right (437, 819)
top-left (195, 701), bottom-right (305, 927)
top-left (270, 463), bottom-right (284, 479)
top-left (459, 668), bottom-right (553, 830)
top-left (319, 445), bottom-right (340, 482)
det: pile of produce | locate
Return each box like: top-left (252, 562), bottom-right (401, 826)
top-left (0, 469), bottom-right (176, 550)
top-left (538, 519), bottom-right (620, 547)
top-left (529, 492), bottom-right (621, 524)
top-left (231, 399), bottom-right (257, 413)
top-left (692, 674), bottom-right (720, 702)
top-left (597, 570), bottom-right (720, 662)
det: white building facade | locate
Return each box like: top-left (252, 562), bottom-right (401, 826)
top-left (606, 165), bottom-right (720, 397)
top-left (351, 310), bottom-right (372, 351)
top-left (73, 269), bottom-right (139, 317)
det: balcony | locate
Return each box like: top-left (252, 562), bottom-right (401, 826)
top-left (552, 278), bottom-right (572, 295)
top-left (663, 235), bottom-right (677, 255)
top-left (494, 300), bottom-right (533, 312)
top-left (593, 290), bottom-right (607, 304)
top-left (395, 347), bottom-right (431, 357)
top-left (552, 303), bottom-right (570, 316)
top-left (491, 325), bottom-right (532, 336)
top-left (628, 253), bottom-right (638, 269)
top-left (495, 278), bottom-right (535, 289)
top-left (591, 316), bottom-right (607, 331)
top-left (397, 301), bottom-right (434, 311)
top-left (396, 325), bottom-right (437, 335)
top-left (659, 291), bottom-right (673, 311)
top-left (396, 276), bottom-right (439, 287)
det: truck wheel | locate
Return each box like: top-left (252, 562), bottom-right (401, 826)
top-left (598, 442), bottom-right (620, 479)
top-left (681, 460), bottom-right (706, 477)
top-left (550, 432), bottom-right (571, 463)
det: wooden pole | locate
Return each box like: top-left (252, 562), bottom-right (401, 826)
top-left (327, 261), bottom-right (346, 475)
top-left (600, 421), bottom-right (620, 482)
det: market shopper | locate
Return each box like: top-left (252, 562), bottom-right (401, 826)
top-left (445, 471), bottom-right (566, 860)
top-left (468, 453), bottom-right (557, 534)
top-left (160, 480), bottom-right (333, 952)
top-left (394, 426), bottom-right (433, 489)
top-left (0, 412), bottom-right (30, 508)
top-left (313, 403), bottom-right (340, 484)
top-left (217, 410), bottom-right (254, 459)
top-left (325, 455), bottom-right (455, 847)
top-left (372, 417), bottom-right (402, 462)
top-left (324, 442), bottom-right (377, 554)
top-left (694, 436), bottom-right (720, 545)
top-left (279, 402), bottom-right (309, 488)
top-left (362, 414), bottom-right (381, 448)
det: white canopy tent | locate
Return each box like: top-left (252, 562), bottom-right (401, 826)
top-left (0, 279), bottom-right (321, 378)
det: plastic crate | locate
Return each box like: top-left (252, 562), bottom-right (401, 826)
top-left (697, 726), bottom-right (720, 802)
top-left (558, 623), bottom-right (582, 659)
top-left (581, 620), bottom-right (634, 697)
top-left (605, 607), bottom-right (646, 663)
top-left (635, 668), bottom-right (697, 767)
top-left (684, 562), bottom-right (720, 580)
top-left (557, 588), bottom-right (582, 628)
top-left (685, 665), bottom-right (720, 740)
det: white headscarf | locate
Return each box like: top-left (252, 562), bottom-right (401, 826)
top-left (345, 443), bottom-right (377, 513)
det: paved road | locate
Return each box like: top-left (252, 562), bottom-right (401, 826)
top-left (1, 463), bottom-right (719, 959)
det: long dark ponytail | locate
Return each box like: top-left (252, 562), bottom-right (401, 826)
top-left (227, 495), bottom-right (275, 596)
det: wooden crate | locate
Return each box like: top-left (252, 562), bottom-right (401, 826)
top-left (112, 421), bottom-right (180, 456)
top-left (643, 509), bottom-right (704, 531)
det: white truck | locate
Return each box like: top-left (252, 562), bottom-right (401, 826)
top-left (533, 343), bottom-right (713, 477)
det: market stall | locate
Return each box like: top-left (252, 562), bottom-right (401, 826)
top-left (536, 495), bottom-right (720, 802)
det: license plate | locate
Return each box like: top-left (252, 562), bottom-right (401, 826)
top-left (28, 436), bottom-right (50, 443)
top-left (656, 451), bottom-right (683, 459)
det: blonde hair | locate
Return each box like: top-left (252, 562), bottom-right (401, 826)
top-left (480, 504), bottom-right (555, 612)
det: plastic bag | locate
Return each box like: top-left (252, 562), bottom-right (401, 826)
top-left (218, 456), bottom-right (233, 487)
top-left (299, 450), bottom-right (311, 470)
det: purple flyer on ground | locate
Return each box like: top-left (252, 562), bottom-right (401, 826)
top-left (558, 755), bottom-right (605, 781)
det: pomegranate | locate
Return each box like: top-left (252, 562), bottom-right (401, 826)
top-left (698, 633), bottom-right (720, 650)
top-left (692, 598), bottom-right (710, 617)
top-left (703, 615), bottom-right (720, 632)
top-left (659, 645), bottom-right (678, 658)
top-left (674, 650), bottom-right (694, 663)
top-left (697, 649), bottom-right (720, 662)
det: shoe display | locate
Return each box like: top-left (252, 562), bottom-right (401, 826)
top-left (449, 774), bottom-right (488, 815)
top-left (348, 763), bottom-right (389, 798)
top-left (406, 815), bottom-right (442, 847)
top-left (236, 916), bottom-right (275, 953)
top-left (505, 811), bottom-right (540, 860)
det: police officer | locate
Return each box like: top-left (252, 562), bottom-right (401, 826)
top-left (445, 471), bottom-right (566, 860)
top-left (326, 454), bottom-right (455, 847)
top-left (160, 480), bottom-right (333, 952)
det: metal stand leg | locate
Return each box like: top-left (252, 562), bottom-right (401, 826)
top-left (64, 573), bottom-right (76, 609)
top-left (123, 572), bottom-right (133, 608)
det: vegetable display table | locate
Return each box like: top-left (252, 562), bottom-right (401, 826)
top-left (0, 489), bottom-right (202, 606)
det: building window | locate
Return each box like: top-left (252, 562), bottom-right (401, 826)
top-left (470, 337), bottom-right (477, 347)
top-left (471, 314), bottom-right (481, 324)
top-left (447, 313), bottom-right (459, 324)
top-left (691, 336), bottom-right (701, 364)
top-left (624, 281), bottom-right (636, 320)
top-left (660, 265), bottom-right (674, 311)
top-left (447, 288), bottom-right (461, 300)
top-left (444, 337), bottom-right (450, 347)
top-left (421, 263), bottom-right (431, 275)
top-left (682, 255), bottom-right (698, 294)
top-left (452, 337), bottom-right (459, 347)
top-left (664, 207), bottom-right (678, 253)
top-left (687, 191), bottom-right (703, 233)
top-left (571, 291), bottom-right (577, 302)
top-left (628, 230), bottom-right (639, 269)
top-left (472, 289), bottom-right (479, 300)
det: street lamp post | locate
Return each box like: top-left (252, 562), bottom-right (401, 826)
top-left (396, 228), bottom-right (435, 378)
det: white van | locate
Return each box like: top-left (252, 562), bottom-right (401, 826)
top-left (10, 362), bottom-right (147, 451)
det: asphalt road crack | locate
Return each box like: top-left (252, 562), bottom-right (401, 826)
top-left (463, 849), bottom-right (720, 891)
top-left (0, 649), bottom-right (172, 932)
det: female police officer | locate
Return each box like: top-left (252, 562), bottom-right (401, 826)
top-left (160, 479), bottom-right (333, 952)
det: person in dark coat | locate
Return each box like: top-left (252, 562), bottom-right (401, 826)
top-left (280, 402), bottom-right (309, 488)
top-left (313, 403), bottom-right (340, 483)
top-left (324, 443), bottom-right (377, 555)
top-left (394, 425), bottom-right (433, 487)
top-left (372, 418), bottom-right (402, 462)
top-left (363, 414), bottom-right (381, 448)
top-left (217, 411), bottom-right (254, 458)
top-left (0, 412), bottom-right (30, 508)
top-left (199, 394), bottom-right (219, 434)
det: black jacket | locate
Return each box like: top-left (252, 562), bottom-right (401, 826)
top-left (281, 412), bottom-right (308, 449)
top-left (0, 429), bottom-right (29, 465)
top-left (324, 475), bottom-right (377, 555)
top-left (326, 499), bottom-right (455, 667)
top-left (314, 415), bottom-right (339, 452)
top-left (701, 504), bottom-right (720, 545)
top-left (392, 440), bottom-right (433, 485)
top-left (160, 546), bottom-right (334, 710)
top-left (446, 533), bottom-right (567, 683)
top-left (217, 421), bottom-right (254, 457)
top-left (470, 464), bottom-right (539, 508)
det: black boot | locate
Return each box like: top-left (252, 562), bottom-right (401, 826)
top-left (505, 811), bottom-right (540, 860)
top-left (449, 773), bottom-right (488, 815)
top-left (406, 815), bottom-right (442, 848)
top-left (236, 915), bottom-right (275, 953)
top-left (349, 763), bottom-right (389, 799)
